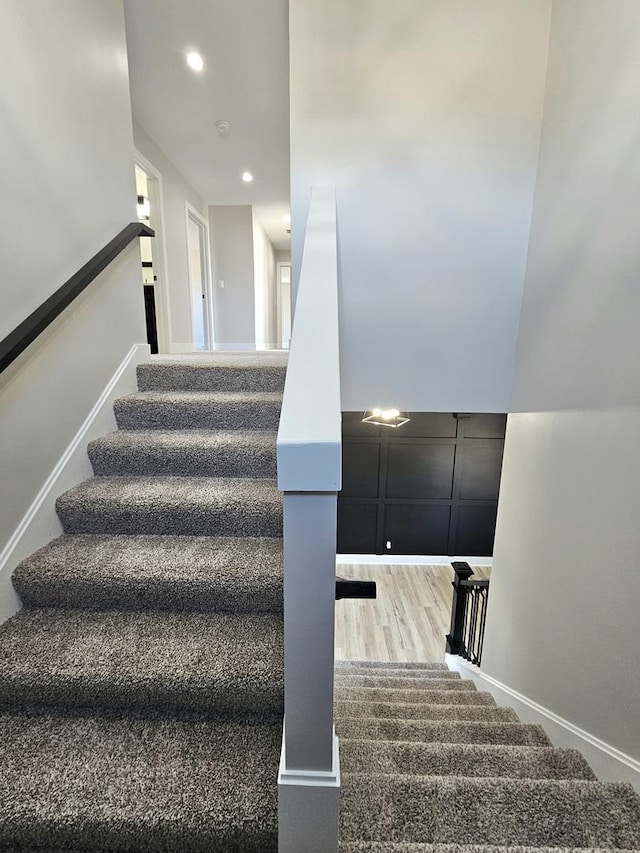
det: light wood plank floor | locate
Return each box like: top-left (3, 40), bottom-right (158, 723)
top-left (335, 563), bottom-right (490, 664)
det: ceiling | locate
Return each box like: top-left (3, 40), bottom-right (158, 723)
top-left (124, 0), bottom-right (291, 250)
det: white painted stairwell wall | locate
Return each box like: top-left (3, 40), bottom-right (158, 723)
top-left (0, 1), bottom-right (145, 610)
top-left (482, 0), bottom-right (640, 769)
top-left (289, 0), bottom-right (552, 412)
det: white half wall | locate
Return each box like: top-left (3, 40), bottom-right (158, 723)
top-left (133, 122), bottom-right (209, 350)
top-left (289, 0), bottom-right (552, 412)
top-left (482, 0), bottom-right (640, 767)
top-left (0, 0), bottom-right (146, 569)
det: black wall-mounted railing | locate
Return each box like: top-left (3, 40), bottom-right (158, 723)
top-left (445, 561), bottom-right (490, 666)
top-left (0, 222), bottom-right (154, 374)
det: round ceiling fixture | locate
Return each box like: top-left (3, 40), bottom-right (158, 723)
top-left (215, 120), bottom-right (231, 137)
top-left (241, 171), bottom-right (254, 183)
top-left (186, 51), bottom-right (204, 72)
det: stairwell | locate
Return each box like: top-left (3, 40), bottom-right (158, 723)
top-left (335, 661), bottom-right (640, 851)
top-left (0, 354), bottom-right (286, 852)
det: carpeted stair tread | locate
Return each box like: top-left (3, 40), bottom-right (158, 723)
top-left (0, 710), bottom-right (279, 852)
top-left (336, 686), bottom-right (496, 706)
top-left (340, 740), bottom-right (595, 779)
top-left (336, 677), bottom-right (479, 692)
top-left (12, 534), bottom-right (283, 613)
top-left (340, 775), bottom-right (640, 848)
top-left (88, 430), bottom-right (277, 478)
top-left (114, 391), bottom-right (282, 431)
top-left (335, 700), bottom-right (518, 723)
top-left (137, 356), bottom-right (287, 392)
top-left (336, 672), bottom-right (462, 685)
top-left (55, 476), bottom-right (282, 536)
top-left (339, 845), bottom-right (640, 852)
top-left (336, 661), bottom-right (450, 671)
top-left (0, 608), bottom-right (283, 715)
top-left (337, 718), bottom-right (551, 746)
top-left (336, 666), bottom-right (453, 679)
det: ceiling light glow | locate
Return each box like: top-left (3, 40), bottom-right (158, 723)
top-left (283, 213), bottom-right (291, 225)
top-left (242, 171), bottom-right (254, 183)
top-left (186, 51), bottom-right (204, 72)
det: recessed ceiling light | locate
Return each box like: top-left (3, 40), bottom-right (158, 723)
top-left (186, 51), bottom-right (204, 72)
top-left (241, 171), bottom-right (254, 183)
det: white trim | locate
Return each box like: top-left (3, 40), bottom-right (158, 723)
top-left (134, 150), bottom-right (172, 354)
top-left (337, 553), bottom-right (493, 567)
top-left (185, 202), bottom-right (214, 350)
top-left (0, 344), bottom-right (150, 625)
top-left (445, 654), bottom-right (640, 791)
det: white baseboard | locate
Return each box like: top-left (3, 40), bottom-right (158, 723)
top-left (0, 344), bottom-right (150, 625)
top-left (337, 554), bottom-right (493, 567)
top-left (445, 654), bottom-right (640, 792)
top-left (278, 727), bottom-right (340, 852)
top-left (213, 342), bottom-right (257, 351)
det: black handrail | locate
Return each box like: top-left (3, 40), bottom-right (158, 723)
top-left (445, 561), bottom-right (490, 666)
top-left (0, 222), bottom-right (154, 374)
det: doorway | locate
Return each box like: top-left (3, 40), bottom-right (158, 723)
top-left (277, 262), bottom-right (292, 349)
top-left (134, 154), bottom-right (171, 353)
top-left (186, 204), bottom-right (213, 350)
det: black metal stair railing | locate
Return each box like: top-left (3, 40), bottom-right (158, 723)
top-left (445, 561), bottom-right (490, 666)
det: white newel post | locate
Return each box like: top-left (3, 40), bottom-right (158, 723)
top-left (277, 187), bottom-right (341, 853)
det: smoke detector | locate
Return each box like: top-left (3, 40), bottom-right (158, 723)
top-left (215, 120), bottom-right (231, 137)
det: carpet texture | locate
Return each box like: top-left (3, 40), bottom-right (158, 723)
top-left (337, 662), bottom-right (640, 851)
top-left (3, 355), bottom-right (285, 851)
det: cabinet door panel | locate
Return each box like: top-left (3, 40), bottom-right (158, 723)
top-left (384, 505), bottom-right (451, 554)
top-left (387, 444), bottom-right (455, 499)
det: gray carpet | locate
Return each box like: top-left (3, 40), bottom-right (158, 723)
top-left (3, 355), bottom-right (285, 851)
top-left (337, 663), bottom-right (640, 850)
top-left (114, 390), bottom-right (283, 430)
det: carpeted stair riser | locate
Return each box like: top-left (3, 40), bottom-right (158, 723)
top-left (0, 710), bottom-right (279, 852)
top-left (12, 535), bottom-right (283, 614)
top-left (114, 391), bottom-right (282, 431)
top-left (88, 430), bottom-right (277, 478)
top-left (340, 740), bottom-right (596, 780)
top-left (137, 358), bottom-right (287, 392)
top-left (56, 477), bottom-right (282, 537)
top-left (0, 608), bottom-right (283, 717)
top-left (338, 718), bottom-right (551, 746)
top-left (335, 701), bottom-right (518, 723)
top-left (340, 775), bottom-right (640, 848)
top-left (336, 687), bottom-right (497, 706)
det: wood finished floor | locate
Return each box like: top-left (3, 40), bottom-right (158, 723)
top-left (335, 563), bottom-right (490, 664)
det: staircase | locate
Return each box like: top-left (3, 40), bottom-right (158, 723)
top-left (0, 354), bottom-right (286, 852)
top-left (336, 661), bottom-right (640, 852)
